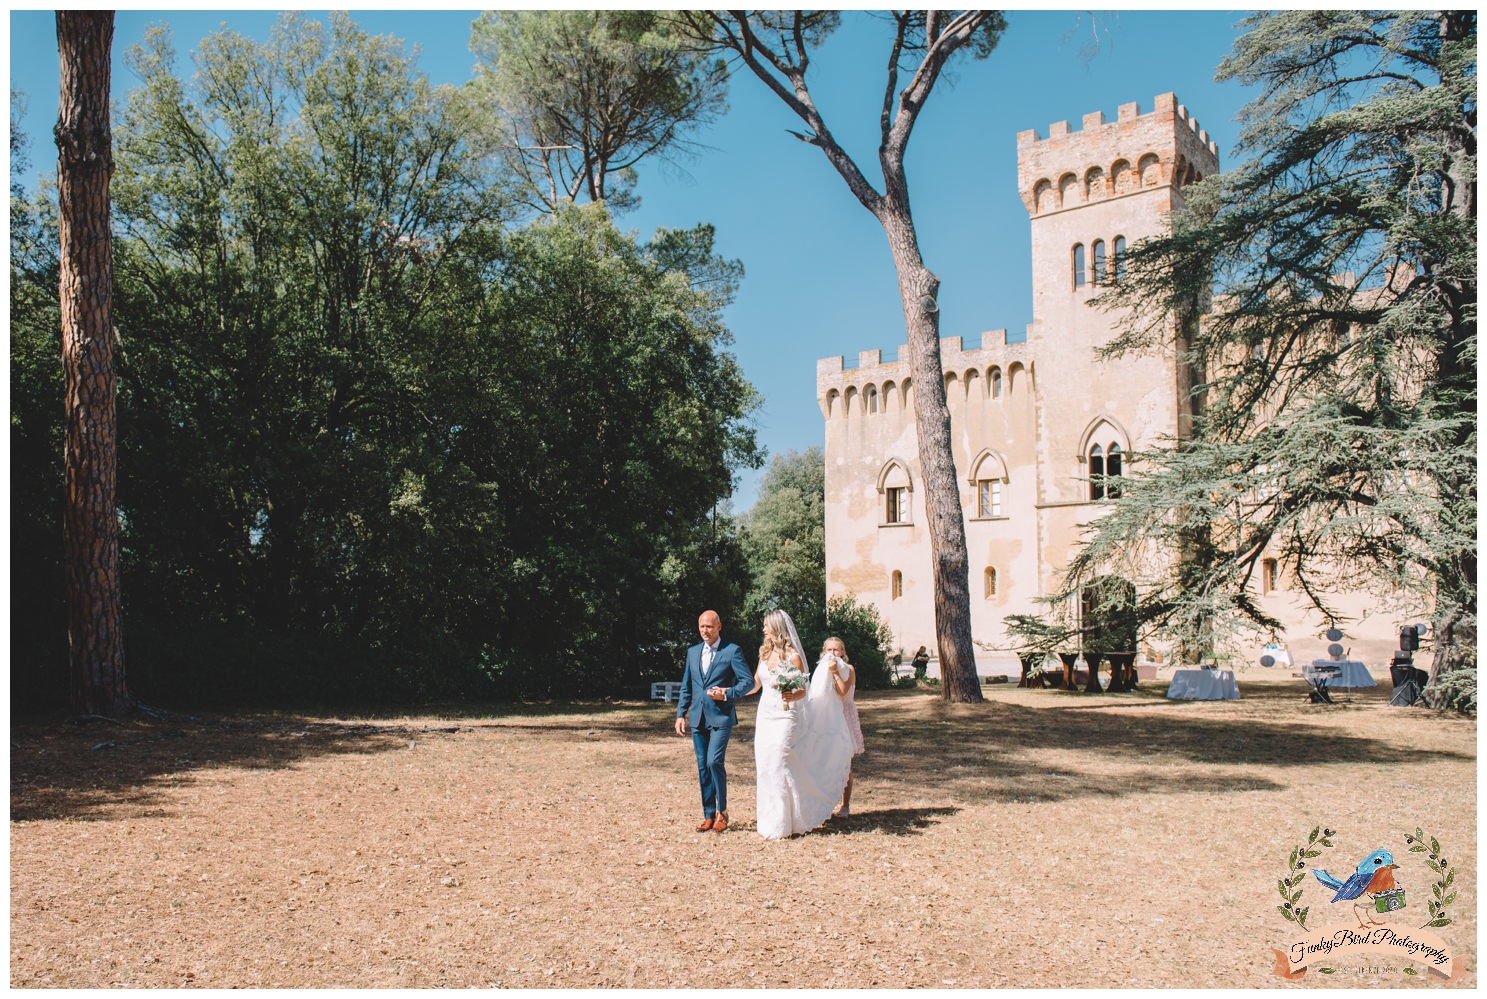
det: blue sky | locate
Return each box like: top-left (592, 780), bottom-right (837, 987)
top-left (10, 9), bottom-right (1255, 510)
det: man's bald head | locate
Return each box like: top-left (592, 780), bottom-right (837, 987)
top-left (698, 610), bottom-right (721, 645)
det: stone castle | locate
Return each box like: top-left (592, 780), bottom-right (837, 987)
top-left (817, 93), bottom-right (1397, 672)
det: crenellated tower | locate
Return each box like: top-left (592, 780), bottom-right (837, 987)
top-left (1017, 93), bottom-right (1220, 593)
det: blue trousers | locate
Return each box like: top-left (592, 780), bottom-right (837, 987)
top-left (691, 723), bottom-right (732, 817)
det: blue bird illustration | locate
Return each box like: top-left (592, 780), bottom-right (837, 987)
top-left (1313, 849), bottom-right (1400, 928)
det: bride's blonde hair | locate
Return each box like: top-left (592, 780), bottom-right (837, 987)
top-left (759, 610), bottom-right (793, 664)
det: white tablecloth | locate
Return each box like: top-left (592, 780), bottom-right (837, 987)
top-left (1167, 669), bottom-right (1240, 700)
top-left (1305, 660), bottom-right (1376, 688)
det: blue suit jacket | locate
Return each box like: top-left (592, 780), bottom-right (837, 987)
top-left (676, 641), bottom-right (755, 729)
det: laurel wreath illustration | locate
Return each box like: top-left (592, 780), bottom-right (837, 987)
top-left (1405, 827), bottom-right (1456, 929)
top-left (1276, 825), bottom-right (1336, 929)
top-left (1275, 825), bottom-right (1456, 932)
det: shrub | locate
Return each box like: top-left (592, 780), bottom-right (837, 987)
top-left (821, 594), bottom-right (894, 690)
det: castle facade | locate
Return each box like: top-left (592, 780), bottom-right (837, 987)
top-left (817, 93), bottom-right (1398, 672)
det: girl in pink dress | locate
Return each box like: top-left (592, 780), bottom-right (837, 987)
top-left (820, 637), bottom-right (864, 817)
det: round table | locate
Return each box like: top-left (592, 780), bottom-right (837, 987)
top-left (1166, 668), bottom-right (1240, 700)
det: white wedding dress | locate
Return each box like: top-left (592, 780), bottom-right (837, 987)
top-left (754, 654), bottom-right (855, 840)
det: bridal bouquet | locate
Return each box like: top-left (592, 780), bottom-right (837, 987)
top-left (771, 664), bottom-right (807, 709)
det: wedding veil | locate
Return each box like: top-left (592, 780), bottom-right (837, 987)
top-left (778, 609), bottom-right (809, 672)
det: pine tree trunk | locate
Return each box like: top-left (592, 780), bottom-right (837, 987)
top-left (56, 10), bottom-right (128, 717)
top-left (880, 211), bottom-right (981, 704)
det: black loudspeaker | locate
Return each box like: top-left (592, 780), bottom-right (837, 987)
top-left (1260, 654), bottom-right (1275, 667)
top-left (1390, 680), bottom-right (1421, 707)
top-left (1400, 625), bottom-right (1419, 652)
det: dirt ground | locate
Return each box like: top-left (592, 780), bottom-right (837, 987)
top-left (10, 671), bottom-right (1476, 988)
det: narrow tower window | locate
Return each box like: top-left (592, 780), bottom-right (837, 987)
top-left (885, 486), bottom-right (909, 524)
top-left (1106, 443), bottom-right (1123, 498)
top-left (1072, 243), bottom-right (1086, 289)
top-left (1113, 236), bottom-right (1127, 282)
top-left (991, 369), bottom-right (1002, 398)
top-left (984, 567), bottom-right (997, 599)
top-left (891, 570), bottom-right (903, 600)
top-left (1089, 444), bottom-right (1105, 500)
top-left (1092, 239), bottom-right (1106, 284)
top-left (1262, 558), bottom-right (1279, 593)
top-left (866, 384), bottom-right (878, 414)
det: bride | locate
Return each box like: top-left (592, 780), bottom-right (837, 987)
top-left (752, 609), bottom-right (855, 840)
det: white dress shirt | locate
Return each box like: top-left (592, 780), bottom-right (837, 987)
top-left (701, 639), bottom-right (719, 677)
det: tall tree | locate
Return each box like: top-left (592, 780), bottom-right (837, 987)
top-left (470, 10), bottom-right (729, 214)
top-left (22, 12), bottom-right (764, 705)
top-left (741, 448), bottom-right (828, 644)
top-left (55, 10), bottom-right (128, 716)
top-left (677, 11), bottom-right (1006, 704)
top-left (1014, 12), bottom-right (1476, 710)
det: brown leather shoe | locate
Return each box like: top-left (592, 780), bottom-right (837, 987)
top-left (712, 812), bottom-right (728, 833)
top-left (696, 816), bottom-right (715, 832)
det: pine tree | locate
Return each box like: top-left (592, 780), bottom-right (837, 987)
top-left (56, 10), bottom-right (129, 715)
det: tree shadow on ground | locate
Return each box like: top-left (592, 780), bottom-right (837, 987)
top-left (13, 683), bottom-right (1469, 823)
top-left (848, 685), bottom-right (1472, 808)
top-left (9, 712), bottom-right (454, 823)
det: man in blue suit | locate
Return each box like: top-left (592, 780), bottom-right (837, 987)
top-left (673, 610), bottom-right (756, 832)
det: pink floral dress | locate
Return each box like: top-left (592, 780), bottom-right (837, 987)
top-left (841, 670), bottom-right (865, 755)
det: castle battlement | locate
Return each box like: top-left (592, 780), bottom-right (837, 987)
top-left (815, 334), bottom-right (1034, 418)
top-left (1015, 93), bottom-right (1220, 217)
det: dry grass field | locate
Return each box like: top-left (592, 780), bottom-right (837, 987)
top-left (10, 671), bottom-right (1476, 988)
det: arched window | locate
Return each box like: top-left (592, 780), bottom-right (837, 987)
top-left (1113, 236), bottom-right (1127, 282)
top-left (990, 368), bottom-right (1002, 398)
top-left (1106, 443), bottom-right (1123, 498)
top-left (879, 459), bottom-right (913, 524)
top-left (1092, 240), bottom-right (1107, 284)
top-left (865, 384), bottom-right (878, 414)
top-left (891, 570), bottom-right (903, 600)
top-left (978, 479), bottom-right (1002, 518)
top-left (984, 567), bottom-right (997, 599)
top-left (1262, 558), bottom-right (1279, 593)
top-left (1089, 444), bottom-right (1105, 500)
top-left (1072, 243), bottom-right (1086, 289)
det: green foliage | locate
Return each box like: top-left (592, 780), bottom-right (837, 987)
top-left (741, 448), bottom-right (826, 648)
top-left (1021, 13), bottom-right (1477, 686)
top-left (11, 13), bottom-right (761, 707)
top-left (822, 594), bottom-right (895, 690)
top-left (10, 91), bottom-right (67, 705)
top-left (471, 10), bottom-right (729, 214)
